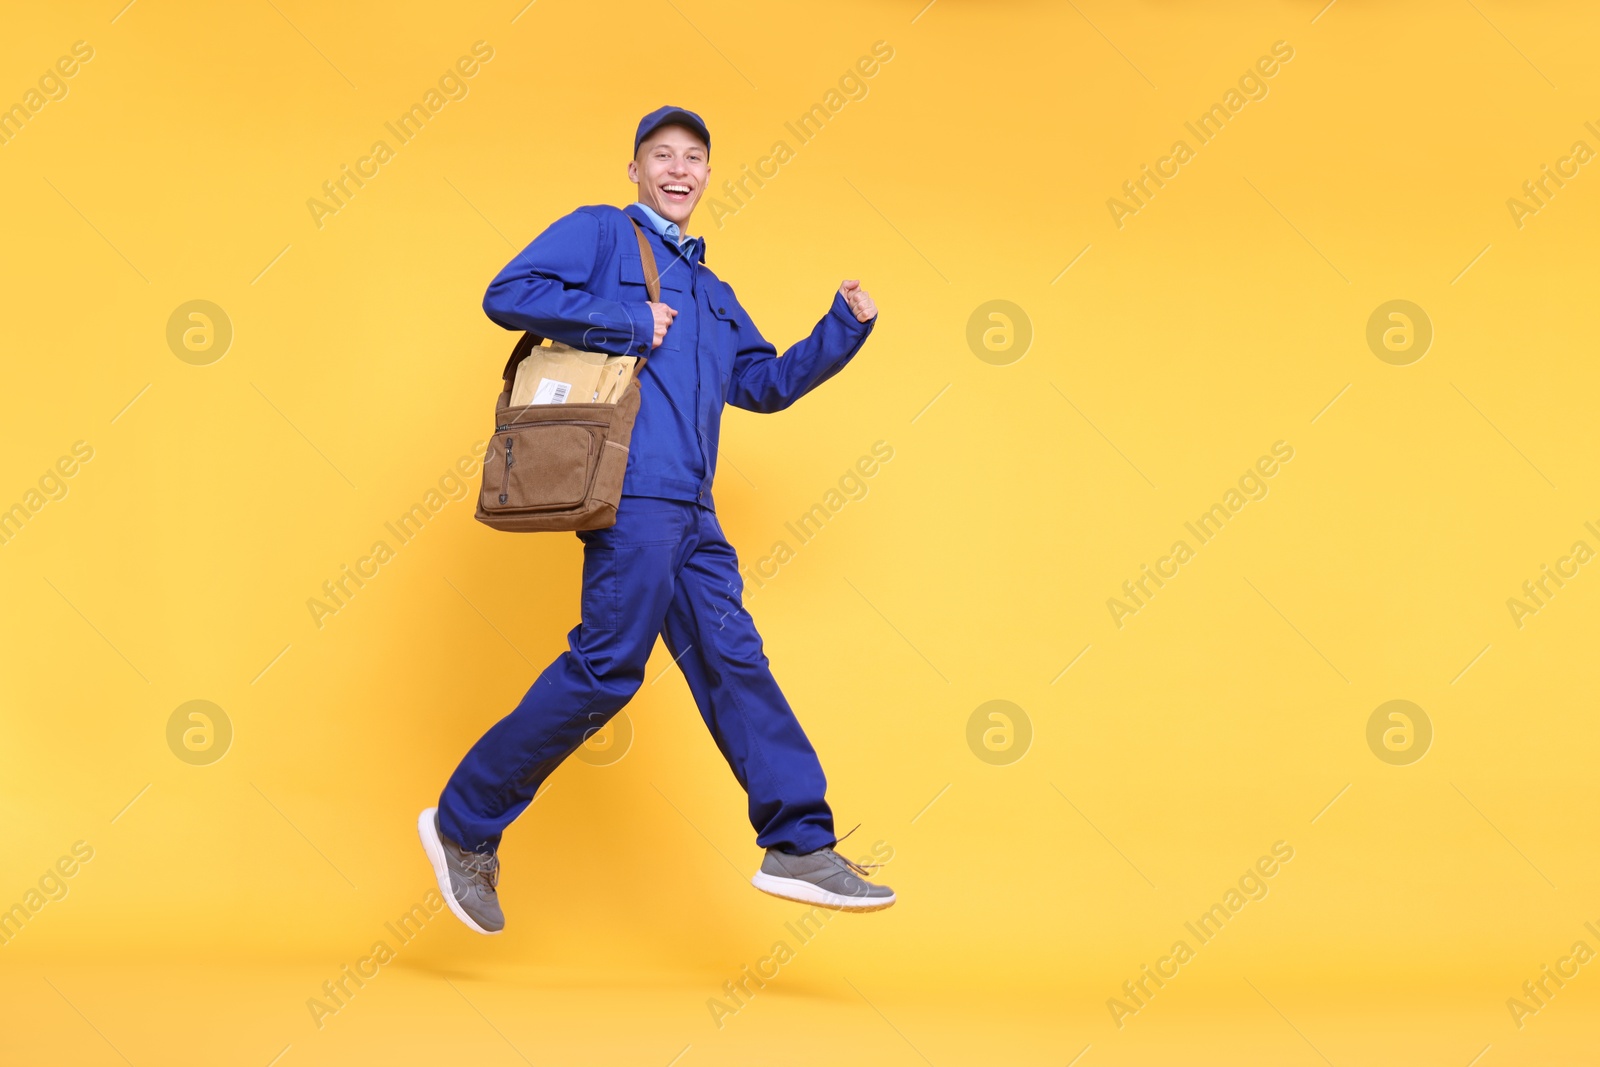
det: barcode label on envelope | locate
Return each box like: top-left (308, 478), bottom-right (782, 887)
top-left (532, 378), bottom-right (571, 404)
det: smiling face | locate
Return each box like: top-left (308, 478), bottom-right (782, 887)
top-left (628, 124), bottom-right (710, 229)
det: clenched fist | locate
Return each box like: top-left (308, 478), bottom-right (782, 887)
top-left (647, 301), bottom-right (677, 348)
top-left (839, 280), bottom-right (876, 323)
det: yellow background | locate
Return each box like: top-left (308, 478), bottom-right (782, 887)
top-left (3, 0), bottom-right (1598, 1063)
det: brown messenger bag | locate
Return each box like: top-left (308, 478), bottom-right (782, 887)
top-left (475, 217), bottom-right (660, 532)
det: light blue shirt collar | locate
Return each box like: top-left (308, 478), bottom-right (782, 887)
top-left (630, 201), bottom-right (700, 257)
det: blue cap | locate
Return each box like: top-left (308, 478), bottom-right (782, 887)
top-left (634, 105), bottom-right (710, 157)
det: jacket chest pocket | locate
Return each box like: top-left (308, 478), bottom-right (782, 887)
top-left (619, 254), bottom-right (688, 351)
top-left (707, 294), bottom-right (740, 392)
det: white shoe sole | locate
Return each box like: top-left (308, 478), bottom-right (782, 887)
top-left (417, 807), bottom-right (501, 935)
top-left (750, 870), bottom-right (896, 912)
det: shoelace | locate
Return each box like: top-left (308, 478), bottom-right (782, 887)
top-left (826, 824), bottom-right (882, 878)
top-left (459, 848), bottom-right (499, 891)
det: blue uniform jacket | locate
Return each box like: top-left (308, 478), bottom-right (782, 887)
top-left (482, 202), bottom-right (876, 508)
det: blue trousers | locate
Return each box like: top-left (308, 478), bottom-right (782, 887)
top-left (438, 495), bottom-right (836, 855)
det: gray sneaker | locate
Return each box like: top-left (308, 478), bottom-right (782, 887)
top-left (751, 845), bottom-right (896, 912)
top-left (417, 807), bottom-right (504, 934)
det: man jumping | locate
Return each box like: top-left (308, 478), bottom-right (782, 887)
top-left (419, 105), bottom-right (892, 934)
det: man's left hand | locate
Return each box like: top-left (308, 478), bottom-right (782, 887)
top-left (839, 280), bottom-right (877, 323)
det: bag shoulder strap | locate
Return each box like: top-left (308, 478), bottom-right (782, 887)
top-left (501, 212), bottom-right (661, 384)
top-left (630, 213), bottom-right (661, 303)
